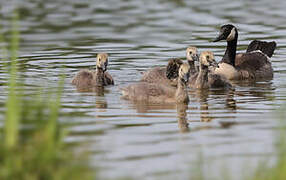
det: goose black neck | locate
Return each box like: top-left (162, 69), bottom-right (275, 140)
top-left (222, 32), bottom-right (238, 66)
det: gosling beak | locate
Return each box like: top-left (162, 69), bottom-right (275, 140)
top-left (209, 60), bottom-right (219, 68)
top-left (213, 32), bottom-right (225, 42)
top-left (183, 74), bottom-right (189, 83)
top-left (101, 65), bottom-right (106, 72)
top-left (192, 54), bottom-right (199, 62)
top-left (101, 61), bottom-right (108, 72)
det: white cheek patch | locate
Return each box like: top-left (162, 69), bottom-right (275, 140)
top-left (226, 28), bottom-right (236, 41)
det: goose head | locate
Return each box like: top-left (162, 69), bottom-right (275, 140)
top-left (166, 58), bottom-right (183, 79)
top-left (178, 63), bottom-right (191, 84)
top-left (96, 53), bottom-right (109, 72)
top-left (213, 24), bottom-right (238, 42)
top-left (200, 51), bottom-right (219, 68)
top-left (186, 46), bottom-right (199, 62)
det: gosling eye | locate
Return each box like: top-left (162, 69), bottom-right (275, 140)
top-left (206, 55), bottom-right (210, 60)
top-left (189, 52), bottom-right (192, 55)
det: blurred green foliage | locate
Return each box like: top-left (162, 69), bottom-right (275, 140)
top-left (0, 11), bottom-right (94, 180)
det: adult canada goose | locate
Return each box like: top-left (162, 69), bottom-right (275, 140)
top-left (140, 46), bottom-right (199, 85)
top-left (121, 63), bottom-right (191, 104)
top-left (72, 53), bottom-right (114, 88)
top-left (212, 24), bottom-right (276, 80)
top-left (189, 51), bottom-right (232, 89)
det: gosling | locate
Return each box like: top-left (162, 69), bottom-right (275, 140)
top-left (140, 58), bottom-right (183, 86)
top-left (189, 51), bottom-right (232, 89)
top-left (72, 53), bottom-right (114, 88)
top-left (140, 46), bottom-right (199, 86)
top-left (121, 63), bottom-right (191, 104)
top-left (186, 46), bottom-right (199, 74)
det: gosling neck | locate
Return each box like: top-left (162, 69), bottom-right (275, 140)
top-left (95, 67), bottom-right (105, 86)
top-left (195, 64), bottom-right (209, 89)
top-left (198, 64), bottom-right (209, 83)
top-left (176, 78), bottom-right (189, 104)
top-left (188, 61), bottom-right (197, 74)
top-left (221, 30), bottom-right (238, 67)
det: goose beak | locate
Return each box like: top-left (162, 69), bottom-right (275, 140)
top-left (213, 32), bottom-right (225, 42)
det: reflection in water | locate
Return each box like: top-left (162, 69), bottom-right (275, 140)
top-left (95, 98), bottom-right (108, 110)
top-left (176, 104), bottom-right (189, 133)
top-left (195, 89), bottom-right (213, 122)
top-left (75, 86), bottom-right (106, 96)
top-left (225, 89), bottom-right (237, 111)
top-left (125, 100), bottom-right (176, 114)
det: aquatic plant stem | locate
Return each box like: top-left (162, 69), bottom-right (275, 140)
top-left (5, 10), bottom-right (20, 149)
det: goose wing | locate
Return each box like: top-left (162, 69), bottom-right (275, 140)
top-left (246, 40), bottom-right (276, 58)
top-left (236, 51), bottom-right (270, 71)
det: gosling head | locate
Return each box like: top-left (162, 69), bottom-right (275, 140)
top-left (186, 46), bottom-right (199, 62)
top-left (166, 58), bottom-right (183, 79)
top-left (96, 53), bottom-right (109, 72)
top-left (213, 24), bottom-right (238, 42)
top-left (199, 51), bottom-right (219, 68)
top-left (178, 63), bottom-right (191, 84)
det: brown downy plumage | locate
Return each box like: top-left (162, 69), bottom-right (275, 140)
top-left (72, 53), bottom-right (114, 89)
top-left (189, 51), bottom-right (232, 89)
top-left (140, 58), bottom-right (183, 86)
top-left (213, 24), bottom-right (276, 80)
top-left (140, 46), bottom-right (199, 86)
top-left (186, 46), bottom-right (199, 75)
top-left (121, 63), bottom-right (191, 104)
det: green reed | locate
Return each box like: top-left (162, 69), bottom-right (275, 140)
top-left (0, 11), bottom-right (94, 180)
top-left (250, 111), bottom-right (286, 180)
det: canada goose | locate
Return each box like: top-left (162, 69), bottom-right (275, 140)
top-left (140, 46), bottom-right (199, 85)
top-left (71, 53), bottom-right (114, 88)
top-left (140, 58), bottom-right (183, 86)
top-left (212, 24), bottom-right (276, 80)
top-left (121, 63), bottom-right (191, 104)
top-left (189, 51), bottom-right (232, 89)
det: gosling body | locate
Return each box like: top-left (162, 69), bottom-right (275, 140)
top-left (189, 51), bottom-right (232, 89)
top-left (72, 53), bottom-right (114, 88)
top-left (121, 63), bottom-right (191, 104)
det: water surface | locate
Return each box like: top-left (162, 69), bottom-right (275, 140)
top-left (1, 0), bottom-right (286, 179)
